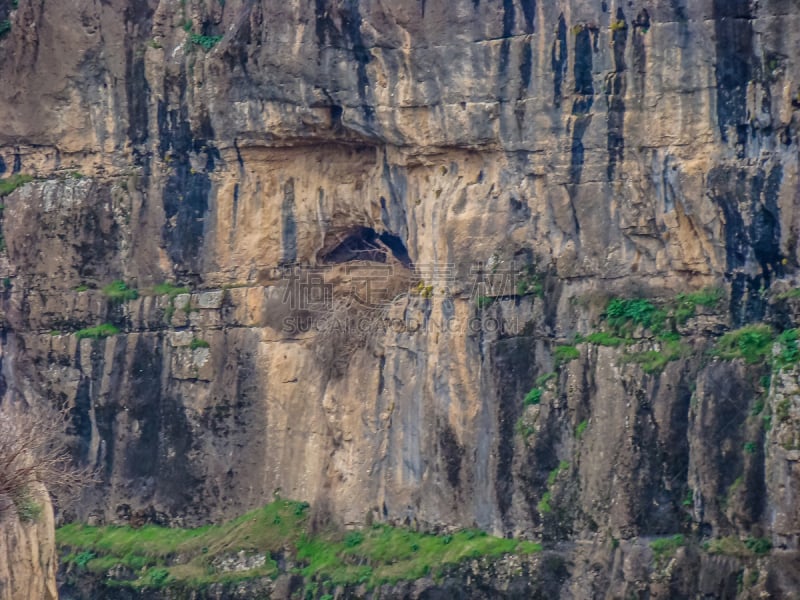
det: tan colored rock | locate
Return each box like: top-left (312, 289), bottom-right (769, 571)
top-left (0, 486), bottom-right (57, 600)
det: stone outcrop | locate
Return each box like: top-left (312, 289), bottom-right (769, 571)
top-left (0, 486), bottom-right (58, 600)
top-left (1, 0), bottom-right (799, 597)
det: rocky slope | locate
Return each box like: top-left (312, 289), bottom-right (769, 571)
top-left (1, 0), bottom-right (799, 597)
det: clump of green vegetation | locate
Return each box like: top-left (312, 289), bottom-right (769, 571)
top-left (674, 287), bottom-right (723, 324)
top-left (523, 374), bottom-right (556, 407)
top-left (0, 173), bottom-right (33, 196)
top-left (547, 461), bottom-right (570, 486)
top-left (189, 338), bottom-right (210, 350)
top-left (475, 295), bottom-right (494, 309)
top-left (189, 33), bottom-right (223, 51)
top-left (537, 492), bottom-right (552, 514)
top-left (57, 499), bottom-right (542, 590)
top-left (523, 387), bottom-right (542, 406)
top-left (0, 20), bottom-right (11, 39)
top-left (744, 441), bottom-right (757, 454)
top-left (713, 324), bottom-right (775, 365)
top-left (575, 420), bottom-right (588, 439)
top-left (74, 284), bottom-right (89, 292)
top-left (75, 324), bottom-right (119, 340)
top-left (102, 280), bottom-right (139, 303)
top-left (774, 329), bottom-right (800, 370)
top-left (744, 537), bottom-right (772, 555)
top-left (515, 417), bottom-right (535, 440)
top-left (536, 372), bottom-right (557, 387)
top-left (554, 345), bottom-right (580, 366)
top-left (775, 398), bottom-right (791, 423)
top-left (515, 267), bottom-right (543, 298)
top-left (776, 288), bottom-right (800, 300)
top-left (13, 488), bottom-right (43, 522)
top-left (625, 337), bottom-right (687, 374)
top-left (584, 332), bottom-right (626, 347)
top-left (650, 534), bottom-right (685, 561)
top-left (606, 298), bottom-right (665, 335)
top-left (152, 282), bottom-right (190, 298)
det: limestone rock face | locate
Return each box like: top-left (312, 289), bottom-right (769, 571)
top-left (1, 0), bottom-right (800, 596)
top-left (0, 487), bottom-right (58, 600)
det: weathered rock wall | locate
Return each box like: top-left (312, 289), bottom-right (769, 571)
top-left (0, 487), bottom-right (58, 600)
top-left (1, 0), bottom-right (800, 596)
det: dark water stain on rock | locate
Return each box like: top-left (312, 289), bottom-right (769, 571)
top-left (340, 0), bottom-right (373, 119)
top-left (551, 14), bottom-right (568, 107)
top-left (520, 0), bottom-right (535, 33)
top-left (713, 0), bottom-right (753, 142)
top-left (280, 178), bottom-right (297, 265)
top-left (569, 27), bottom-right (594, 184)
top-left (605, 9), bottom-right (627, 180)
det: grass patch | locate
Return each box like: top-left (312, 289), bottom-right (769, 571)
top-left (189, 33), bottom-right (223, 51)
top-left (536, 492), bottom-right (552, 514)
top-left (58, 500), bottom-right (541, 590)
top-left (523, 387), bottom-right (542, 406)
top-left (151, 282), bottom-right (190, 298)
top-left (189, 338), bottom-right (210, 350)
top-left (713, 324), bottom-right (774, 365)
top-left (102, 280), bottom-right (139, 303)
top-left (75, 324), bottom-right (119, 340)
top-left (535, 372), bottom-right (557, 387)
top-left (475, 295), bottom-right (494, 309)
top-left (0, 173), bottom-right (33, 196)
top-left (12, 488), bottom-right (43, 522)
top-left (554, 345), bottom-right (580, 366)
top-left (575, 420), bottom-right (588, 439)
top-left (625, 338), bottom-right (687, 374)
top-left (774, 329), bottom-right (800, 370)
top-left (547, 461), bottom-right (570, 486)
top-left (705, 536), bottom-right (772, 557)
top-left (584, 332), bottom-right (627, 347)
top-left (650, 534), bottom-right (685, 561)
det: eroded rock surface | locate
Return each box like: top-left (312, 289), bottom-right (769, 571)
top-left (1, 0), bottom-right (800, 597)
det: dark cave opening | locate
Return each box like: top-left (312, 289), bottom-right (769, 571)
top-left (320, 226), bottom-right (412, 267)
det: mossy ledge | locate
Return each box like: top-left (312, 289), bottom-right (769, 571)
top-left (58, 499), bottom-right (542, 594)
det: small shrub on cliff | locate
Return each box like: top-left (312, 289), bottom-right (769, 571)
top-left (524, 387), bottom-right (542, 406)
top-left (774, 328), bottom-right (800, 370)
top-left (0, 20), bottom-right (11, 39)
top-left (0, 173), bottom-right (33, 196)
top-left (713, 324), bottom-right (774, 364)
top-left (12, 488), bottom-right (43, 522)
top-left (189, 33), bottom-right (223, 51)
top-left (102, 280), bottom-right (139, 303)
top-left (554, 344), bottom-right (580, 366)
top-left (189, 338), bottom-right (210, 350)
top-left (744, 537), bottom-right (772, 555)
top-left (650, 534), bottom-right (685, 560)
top-left (674, 287), bottom-right (723, 324)
top-left (537, 492), bottom-right (552, 514)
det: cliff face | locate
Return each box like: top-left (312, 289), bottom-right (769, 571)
top-left (1, 0), bottom-right (800, 597)
top-left (0, 487), bottom-right (58, 600)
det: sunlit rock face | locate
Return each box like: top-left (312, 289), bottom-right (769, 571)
top-left (0, 0), bottom-right (799, 597)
